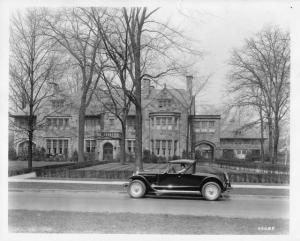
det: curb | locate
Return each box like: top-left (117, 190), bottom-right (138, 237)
top-left (9, 172), bottom-right (37, 179)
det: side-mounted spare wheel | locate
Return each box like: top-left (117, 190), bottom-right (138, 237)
top-left (128, 180), bottom-right (146, 198)
top-left (201, 181), bottom-right (221, 201)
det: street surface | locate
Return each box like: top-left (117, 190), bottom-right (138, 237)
top-left (8, 186), bottom-right (289, 219)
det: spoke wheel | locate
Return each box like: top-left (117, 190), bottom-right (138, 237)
top-left (202, 182), bottom-right (221, 201)
top-left (128, 180), bottom-right (146, 198)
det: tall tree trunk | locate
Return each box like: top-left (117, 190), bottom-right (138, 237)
top-left (78, 94), bottom-right (87, 162)
top-left (259, 106), bottom-right (265, 163)
top-left (267, 116), bottom-right (273, 162)
top-left (28, 126), bottom-right (33, 170)
top-left (273, 114), bottom-right (280, 164)
top-left (120, 122), bottom-right (126, 165)
top-left (135, 92), bottom-right (143, 171)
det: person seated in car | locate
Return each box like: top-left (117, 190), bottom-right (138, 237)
top-left (178, 163), bottom-right (187, 174)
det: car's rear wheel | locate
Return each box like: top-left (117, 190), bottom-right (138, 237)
top-left (128, 180), bottom-right (146, 198)
top-left (202, 182), bottom-right (221, 201)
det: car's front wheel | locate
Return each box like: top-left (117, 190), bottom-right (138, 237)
top-left (128, 180), bottom-right (146, 198)
top-left (202, 182), bottom-right (221, 201)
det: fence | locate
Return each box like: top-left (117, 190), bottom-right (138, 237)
top-left (196, 159), bottom-right (290, 174)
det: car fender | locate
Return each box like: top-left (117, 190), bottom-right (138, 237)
top-left (128, 175), bottom-right (153, 191)
top-left (199, 174), bottom-right (225, 191)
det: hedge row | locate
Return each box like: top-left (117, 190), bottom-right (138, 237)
top-left (9, 160), bottom-right (109, 177)
top-left (36, 168), bottom-right (289, 184)
top-left (206, 159), bottom-right (290, 173)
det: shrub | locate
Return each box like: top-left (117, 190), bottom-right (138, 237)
top-left (8, 146), bottom-right (18, 160)
top-left (70, 150), bottom-right (78, 162)
top-left (171, 155), bottom-right (180, 160)
top-left (245, 152), bottom-right (260, 162)
top-left (84, 152), bottom-right (96, 162)
top-left (182, 150), bottom-right (187, 158)
top-left (126, 152), bottom-right (135, 163)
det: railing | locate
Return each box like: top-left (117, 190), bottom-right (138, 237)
top-left (94, 131), bottom-right (122, 139)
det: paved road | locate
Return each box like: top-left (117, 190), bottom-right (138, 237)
top-left (8, 188), bottom-right (289, 219)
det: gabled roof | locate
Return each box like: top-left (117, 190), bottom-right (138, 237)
top-left (142, 86), bottom-right (190, 109)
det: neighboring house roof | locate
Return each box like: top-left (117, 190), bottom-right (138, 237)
top-left (220, 130), bottom-right (263, 139)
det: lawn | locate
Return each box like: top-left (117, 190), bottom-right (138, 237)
top-left (9, 210), bottom-right (289, 234)
top-left (8, 160), bottom-right (70, 172)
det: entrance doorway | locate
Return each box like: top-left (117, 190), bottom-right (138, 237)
top-left (103, 142), bottom-right (113, 161)
top-left (195, 143), bottom-right (214, 162)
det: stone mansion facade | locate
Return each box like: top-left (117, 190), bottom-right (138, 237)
top-left (10, 76), bottom-right (263, 162)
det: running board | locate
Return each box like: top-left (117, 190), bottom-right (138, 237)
top-left (154, 190), bottom-right (201, 195)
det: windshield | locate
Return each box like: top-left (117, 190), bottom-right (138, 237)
top-left (166, 163), bottom-right (194, 174)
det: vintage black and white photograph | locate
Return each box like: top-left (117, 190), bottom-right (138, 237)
top-left (2, 0), bottom-right (298, 238)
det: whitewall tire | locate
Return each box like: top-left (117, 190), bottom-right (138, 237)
top-left (128, 180), bottom-right (146, 198)
top-left (202, 182), bottom-right (221, 201)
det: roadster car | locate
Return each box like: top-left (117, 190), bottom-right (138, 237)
top-left (126, 159), bottom-right (231, 201)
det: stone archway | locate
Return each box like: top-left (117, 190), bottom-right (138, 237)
top-left (17, 141), bottom-right (36, 155)
top-left (194, 141), bottom-right (216, 162)
top-left (103, 142), bottom-right (113, 161)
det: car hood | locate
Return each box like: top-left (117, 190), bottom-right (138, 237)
top-left (135, 170), bottom-right (161, 175)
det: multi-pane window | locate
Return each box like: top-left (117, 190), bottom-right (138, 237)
top-left (167, 117), bottom-right (172, 130)
top-left (158, 99), bottom-right (171, 108)
top-left (59, 140), bottom-right (63, 154)
top-left (132, 140), bottom-right (136, 152)
top-left (193, 121), bottom-right (215, 133)
top-left (156, 140), bottom-right (160, 155)
top-left (85, 118), bottom-right (101, 130)
top-left (52, 100), bottom-right (64, 109)
top-left (161, 118), bottom-right (166, 129)
top-left (153, 116), bottom-right (179, 130)
top-left (85, 140), bottom-right (96, 152)
top-left (168, 140), bottom-right (172, 155)
top-left (47, 117), bottom-right (70, 129)
top-left (109, 118), bottom-right (115, 127)
top-left (127, 140), bottom-right (132, 153)
top-left (53, 140), bottom-right (57, 154)
top-left (162, 140), bottom-right (166, 156)
top-left (127, 140), bottom-right (136, 153)
top-left (64, 140), bottom-right (68, 155)
top-left (127, 118), bottom-right (136, 130)
top-left (174, 140), bottom-right (178, 155)
top-left (151, 140), bottom-right (154, 154)
top-left (46, 139), bottom-right (51, 154)
top-left (151, 139), bottom-right (174, 156)
top-left (208, 121), bottom-right (215, 132)
top-left (46, 139), bottom-right (69, 156)
top-left (156, 117), bottom-right (161, 129)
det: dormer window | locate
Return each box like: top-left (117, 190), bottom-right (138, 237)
top-left (52, 99), bottom-right (65, 109)
top-left (158, 99), bottom-right (171, 108)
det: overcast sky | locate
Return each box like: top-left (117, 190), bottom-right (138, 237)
top-left (155, 1), bottom-right (290, 113)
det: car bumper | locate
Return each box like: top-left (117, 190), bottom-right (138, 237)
top-left (224, 182), bottom-right (232, 191)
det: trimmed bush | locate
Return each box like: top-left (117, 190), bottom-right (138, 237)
top-left (8, 146), bottom-right (18, 160)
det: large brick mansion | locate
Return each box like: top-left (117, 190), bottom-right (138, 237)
top-left (10, 76), bottom-right (263, 162)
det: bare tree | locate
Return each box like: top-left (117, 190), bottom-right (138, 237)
top-left (9, 9), bottom-right (63, 169)
top-left (122, 7), bottom-right (204, 170)
top-left (43, 8), bottom-right (108, 162)
top-left (229, 26), bottom-right (290, 163)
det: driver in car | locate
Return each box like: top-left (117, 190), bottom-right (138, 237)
top-left (178, 163), bottom-right (187, 174)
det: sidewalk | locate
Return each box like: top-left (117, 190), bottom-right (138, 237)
top-left (8, 177), bottom-right (290, 189)
top-left (8, 175), bottom-right (290, 197)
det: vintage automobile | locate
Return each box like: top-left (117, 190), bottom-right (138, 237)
top-left (126, 159), bottom-right (231, 201)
